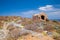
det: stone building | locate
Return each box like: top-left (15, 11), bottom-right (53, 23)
top-left (32, 12), bottom-right (48, 22)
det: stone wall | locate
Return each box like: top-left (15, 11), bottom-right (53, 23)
top-left (32, 12), bottom-right (48, 22)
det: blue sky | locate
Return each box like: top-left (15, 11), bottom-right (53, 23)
top-left (0, 0), bottom-right (60, 19)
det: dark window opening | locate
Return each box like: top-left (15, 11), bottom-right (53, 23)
top-left (41, 15), bottom-right (45, 20)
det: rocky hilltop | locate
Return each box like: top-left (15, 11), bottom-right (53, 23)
top-left (0, 12), bottom-right (60, 40)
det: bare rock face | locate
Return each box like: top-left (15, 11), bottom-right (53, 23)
top-left (0, 29), bottom-right (9, 40)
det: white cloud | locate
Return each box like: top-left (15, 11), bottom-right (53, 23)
top-left (46, 10), bottom-right (60, 19)
top-left (19, 5), bottom-right (60, 19)
top-left (38, 5), bottom-right (53, 11)
top-left (20, 10), bottom-right (40, 18)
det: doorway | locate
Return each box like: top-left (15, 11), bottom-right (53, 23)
top-left (41, 15), bottom-right (45, 20)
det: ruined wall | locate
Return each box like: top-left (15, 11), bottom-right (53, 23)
top-left (32, 12), bottom-right (48, 22)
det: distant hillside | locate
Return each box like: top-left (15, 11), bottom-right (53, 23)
top-left (50, 19), bottom-right (60, 21)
